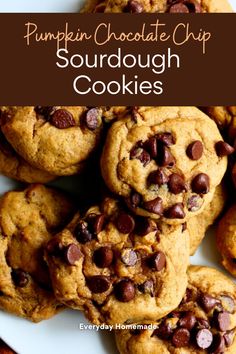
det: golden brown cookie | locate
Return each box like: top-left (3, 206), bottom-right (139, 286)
top-left (0, 106), bottom-right (103, 176)
top-left (188, 184), bottom-right (226, 255)
top-left (45, 197), bottom-right (189, 325)
top-left (0, 129), bottom-right (55, 183)
top-left (115, 265), bottom-right (236, 354)
top-left (216, 204), bottom-right (236, 277)
top-left (81, 0), bottom-right (232, 13)
top-left (101, 107), bottom-right (227, 225)
top-left (0, 184), bottom-right (75, 322)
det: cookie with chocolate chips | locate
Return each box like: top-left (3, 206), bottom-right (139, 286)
top-left (216, 204), bottom-right (236, 277)
top-left (45, 197), bottom-right (189, 325)
top-left (0, 106), bottom-right (103, 176)
top-left (81, 0), bottom-right (232, 14)
top-left (0, 128), bottom-right (55, 183)
top-left (115, 265), bottom-right (236, 354)
top-left (101, 106), bottom-right (227, 225)
top-left (0, 184), bottom-right (75, 322)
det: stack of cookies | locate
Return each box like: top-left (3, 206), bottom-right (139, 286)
top-left (0, 105), bottom-right (236, 354)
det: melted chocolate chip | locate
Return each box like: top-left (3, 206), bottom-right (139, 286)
top-left (74, 221), bottom-right (93, 244)
top-left (199, 294), bottom-right (218, 312)
top-left (143, 197), bottom-right (163, 215)
top-left (215, 141), bottom-right (235, 157)
top-left (172, 328), bottom-right (190, 348)
top-left (135, 217), bottom-right (156, 236)
top-left (214, 311), bottom-right (230, 332)
top-left (164, 203), bottom-right (185, 219)
top-left (143, 137), bottom-right (158, 158)
top-left (210, 333), bottom-right (225, 353)
top-left (50, 109), bottom-right (76, 129)
top-left (130, 146), bottom-right (150, 166)
top-left (191, 173), bottom-right (210, 194)
top-left (130, 191), bottom-right (142, 208)
top-left (147, 169), bottom-right (169, 186)
top-left (148, 251), bottom-right (166, 271)
top-left (156, 133), bottom-right (175, 146)
top-left (114, 279), bottom-right (135, 302)
top-left (34, 106), bottom-right (56, 118)
top-left (187, 195), bottom-right (203, 212)
top-left (91, 214), bottom-right (105, 234)
top-left (179, 311), bottom-right (196, 330)
top-left (168, 173), bottom-right (186, 194)
top-left (186, 140), bottom-right (203, 160)
top-left (11, 269), bottom-right (29, 288)
top-left (124, 0), bottom-right (144, 13)
top-left (197, 318), bottom-right (210, 329)
top-left (196, 329), bottom-right (213, 349)
top-left (84, 108), bottom-right (99, 130)
top-left (86, 275), bottom-right (110, 293)
top-left (93, 247), bottom-right (113, 268)
top-left (121, 248), bottom-right (138, 266)
top-left (158, 146), bottom-right (175, 167)
top-left (138, 280), bottom-right (154, 296)
top-left (168, 2), bottom-right (189, 12)
top-left (64, 244), bottom-right (82, 265)
top-left (224, 330), bottom-right (234, 347)
top-left (116, 213), bottom-right (135, 234)
top-left (153, 321), bottom-right (173, 340)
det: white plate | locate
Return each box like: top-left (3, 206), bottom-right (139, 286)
top-left (0, 1), bottom-right (236, 354)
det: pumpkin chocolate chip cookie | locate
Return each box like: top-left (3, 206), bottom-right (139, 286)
top-left (216, 204), bottom-right (236, 277)
top-left (45, 197), bottom-right (189, 325)
top-left (101, 107), bottom-right (227, 225)
top-left (0, 184), bottom-right (75, 322)
top-left (0, 129), bottom-right (55, 183)
top-left (0, 106), bottom-right (103, 176)
top-left (81, 0), bottom-right (233, 14)
top-left (115, 265), bottom-right (236, 354)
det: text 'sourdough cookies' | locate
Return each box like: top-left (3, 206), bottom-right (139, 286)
top-left (0, 106), bottom-right (103, 176)
top-left (45, 197), bottom-right (189, 325)
top-left (101, 107), bottom-right (227, 224)
top-left (0, 184), bottom-right (74, 322)
top-left (115, 265), bottom-right (236, 354)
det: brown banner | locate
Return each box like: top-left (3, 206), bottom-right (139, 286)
top-left (0, 14), bottom-right (235, 105)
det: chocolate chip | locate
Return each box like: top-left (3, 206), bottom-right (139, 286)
top-left (191, 173), bottom-right (210, 194)
top-left (220, 295), bottom-right (235, 313)
top-left (196, 329), bottom-right (213, 349)
top-left (143, 197), bottom-right (163, 215)
top-left (86, 275), bottom-right (110, 293)
top-left (93, 247), bottom-right (113, 268)
top-left (199, 294), bottom-right (218, 312)
top-left (156, 132), bottom-right (175, 146)
top-left (164, 203), bottom-right (185, 219)
top-left (34, 106), bottom-right (55, 117)
top-left (130, 147), bottom-right (150, 167)
top-left (46, 238), bottom-right (64, 256)
top-left (84, 108), bottom-right (99, 130)
top-left (184, 0), bottom-right (202, 13)
top-left (64, 244), bottom-right (82, 265)
top-left (92, 214), bottom-right (105, 234)
top-left (50, 109), bottom-right (76, 129)
top-left (158, 146), bottom-right (175, 167)
top-left (124, 0), bottom-right (144, 12)
top-left (138, 280), bottom-right (154, 296)
top-left (172, 328), bottom-right (190, 348)
top-left (168, 2), bottom-right (189, 12)
top-left (187, 195), bottom-right (203, 212)
top-left (135, 217), bottom-right (156, 236)
top-left (147, 169), bottom-right (169, 186)
top-left (214, 311), bottom-right (230, 332)
top-left (197, 318), bottom-right (210, 329)
top-left (130, 191), bottom-right (142, 208)
top-left (182, 222), bottom-right (187, 232)
top-left (186, 140), bottom-right (203, 160)
top-left (215, 141), bottom-right (235, 157)
top-left (116, 213), bottom-right (135, 234)
top-left (121, 248), bottom-right (138, 266)
top-left (223, 330), bottom-right (234, 347)
top-left (11, 269), bottom-right (29, 287)
top-left (168, 173), bottom-right (186, 194)
top-left (114, 279), bottom-right (135, 302)
top-left (153, 321), bottom-right (173, 340)
top-left (210, 333), bottom-right (225, 353)
top-left (148, 251), bottom-right (166, 271)
top-left (179, 312), bottom-right (196, 330)
top-left (143, 137), bottom-right (158, 158)
top-left (74, 221), bottom-right (93, 244)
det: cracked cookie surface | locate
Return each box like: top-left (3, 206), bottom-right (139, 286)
top-left (101, 107), bottom-right (227, 225)
top-left (216, 204), bottom-right (236, 277)
top-left (45, 197), bottom-right (189, 325)
top-left (0, 106), bottom-right (103, 176)
top-left (0, 184), bottom-right (75, 322)
top-left (115, 265), bottom-right (236, 354)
